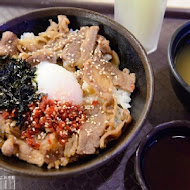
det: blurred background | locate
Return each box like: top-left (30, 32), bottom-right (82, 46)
top-left (0, 0), bottom-right (190, 25)
top-left (0, 0), bottom-right (190, 10)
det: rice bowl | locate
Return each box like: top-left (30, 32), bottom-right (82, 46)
top-left (0, 7), bottom-right (154, 176)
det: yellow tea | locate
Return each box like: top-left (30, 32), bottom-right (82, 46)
top-left (175, 44), bottom-right (190, 85)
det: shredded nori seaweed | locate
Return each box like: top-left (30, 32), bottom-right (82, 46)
top-left (0, 55), bottom-right (42, 126)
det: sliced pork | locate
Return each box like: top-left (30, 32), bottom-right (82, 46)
top-left (0, 31), bottom-right (18, 56)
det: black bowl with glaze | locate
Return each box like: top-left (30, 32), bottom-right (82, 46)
top-left (168, 21), bottom-right (190, 111)
top-left (0, 7), bottom-right (154, 177)
top-left (135, 120), bottom-right (190, 190)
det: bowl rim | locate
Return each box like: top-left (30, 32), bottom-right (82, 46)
top-left (168, 20), bottom-right (190, 93)
top-left (0, 7), bottom-right (154, 177)
top-left (135, 120), bottom-right (190, 190)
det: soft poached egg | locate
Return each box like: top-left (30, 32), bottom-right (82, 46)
top-left (36, 61), bottom-right (83, 105)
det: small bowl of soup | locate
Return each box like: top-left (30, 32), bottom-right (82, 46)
top-left (135, 120), bottom-right (190, 190)
top-left (168, 21), bottom-right (190, 111)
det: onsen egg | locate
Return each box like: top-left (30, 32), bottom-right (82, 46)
top-left (36, 61), bottom-right (83, 105)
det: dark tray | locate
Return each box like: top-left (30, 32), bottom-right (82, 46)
top-left (0, 4), bottom-right (190, 190)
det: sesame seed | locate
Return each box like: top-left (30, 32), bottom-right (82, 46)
top-left (41, 132), bottom-right (44, 135)
top-left (38, 135), bottom-right (41, 140)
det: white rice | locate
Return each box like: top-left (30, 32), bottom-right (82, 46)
top-left (102, 54), bottom-right (112, 62)
top-left (20, 32), bottom-right (35, 40)
top-left (113, 87), bottom-right (131, 110)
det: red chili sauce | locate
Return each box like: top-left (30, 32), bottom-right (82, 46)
top-left (142, 134), bottom-right (190, 190)
top-left (3, 95), bottom-right (86, 149)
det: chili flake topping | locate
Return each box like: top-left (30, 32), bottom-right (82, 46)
top-left (21, 95), bottom-right (86, 148)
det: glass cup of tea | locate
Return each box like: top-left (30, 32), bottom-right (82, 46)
top-left (114, 0), bottom-right (167, 54)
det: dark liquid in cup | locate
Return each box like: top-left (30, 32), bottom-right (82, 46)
top-left (142, 135), bottom-right (190, 190)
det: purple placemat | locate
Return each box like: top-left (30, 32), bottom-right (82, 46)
top-left (0, 4), bottom-right (190, 190)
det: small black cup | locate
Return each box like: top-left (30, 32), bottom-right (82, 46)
top-left (135, 120), bottom-right (190, 190)
top-left (168, 21), bottom-right (190, 111)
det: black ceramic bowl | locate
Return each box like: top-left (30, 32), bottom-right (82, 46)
top-left (135, 120), bottom-right (190, 190)
top-left (168, 21), bottom-right (190, 111)
top-left (0, 7), bottom-right (154, 177)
